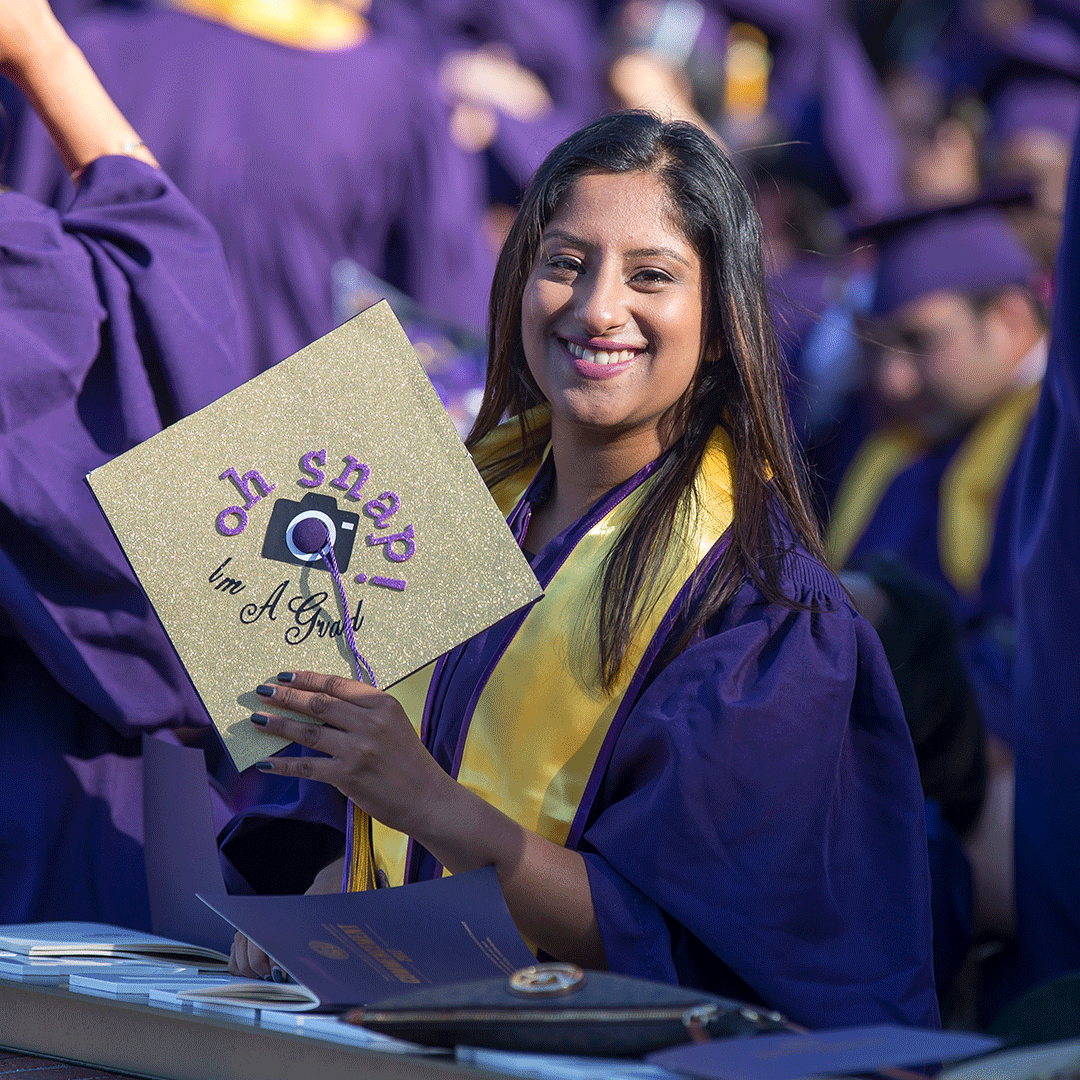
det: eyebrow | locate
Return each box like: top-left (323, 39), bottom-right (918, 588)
top-left (542, 229), bottom-right (692, 268)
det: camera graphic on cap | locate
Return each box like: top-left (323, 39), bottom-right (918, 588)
top-left (261, 492), bottom-right (359, 573)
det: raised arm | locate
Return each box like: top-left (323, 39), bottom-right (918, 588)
top-left (0, 0), bottom-right (158, 180)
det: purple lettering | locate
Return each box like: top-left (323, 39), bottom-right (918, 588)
top-left (220, 466), bottom-right (276, 510)
top-left (364, 491), bottom-right (400, 528)
top-left (216, 506), bottom-right (247, 536)
top-left (331, 456), bottom-right (371, 500)
top-left (298, 449), bottom-right (327, 489)
top-left (367, 523), bottom-right (415, 563)
top-left (370, 576), bottom-right (406, 591)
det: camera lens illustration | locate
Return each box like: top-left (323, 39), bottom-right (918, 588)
top-left (261, 492), bottom-right (359, 573)
top-left (286, 510), bottom-right (336, 561)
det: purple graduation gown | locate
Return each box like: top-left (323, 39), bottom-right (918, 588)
top-left (222, 457), bottom-right (938, 1030)
top-left (1011, 117), bottom-right (1080, 991)
top-left (13, 5), bottom-right (494, 377)
top-left (0, 156), bottom-right (245, 926)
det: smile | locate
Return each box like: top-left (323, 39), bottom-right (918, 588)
top-left (560, 338), bottom-right (642, 366)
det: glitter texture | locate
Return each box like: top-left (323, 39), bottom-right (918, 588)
top-left (87, 301), bottom-right (541, 772)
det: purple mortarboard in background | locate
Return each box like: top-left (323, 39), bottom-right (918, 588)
top-left (852, 192), bottom-right (1039, 315)
top-left (992, 78), bottom-right (1080, 142)
top-left (983, 17), bottom-right (1080, 143)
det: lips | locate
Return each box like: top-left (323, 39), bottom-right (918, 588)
top-left (559, 334), bottom-right (644, 364)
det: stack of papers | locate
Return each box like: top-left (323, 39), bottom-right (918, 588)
top-left (68, 971), bottom-right (235, 1000)
top-left (0, 951), bottom-right (204, 986)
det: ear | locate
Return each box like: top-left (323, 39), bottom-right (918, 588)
top-left (990, 287), bottom-right (1034, 334)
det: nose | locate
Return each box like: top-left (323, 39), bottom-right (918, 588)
top-left (574, 260), bottom-right (629, 336)
top-left (877, 348), bottom-right (923, 404)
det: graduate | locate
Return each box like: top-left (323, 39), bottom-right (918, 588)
top-left (827, 199), bottom-right (1047, 629)
top-left (0, 0), bottom-right (245, 925)
top-left (12, 0), bottom-right (495, 377)
top-left (1011, 104), bottom-right (1080, 994)
top-left (224, 111), bottom-right (938, 1030)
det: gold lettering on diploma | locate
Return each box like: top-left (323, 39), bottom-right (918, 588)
top-left (335, 924), bottom-right (420, 984)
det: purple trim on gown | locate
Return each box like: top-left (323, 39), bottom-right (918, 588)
top-left (221, 453), bottom-right (937, 1030)
top-left (1012, 115), bottom-right (1080, 991)
top-left (12, 6), bottom-right (495, 376)
top-left (0, 156), bottom-right (246, 925)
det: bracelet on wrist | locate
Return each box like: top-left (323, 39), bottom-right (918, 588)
top-left (70, 138), bottom-right (148, 184)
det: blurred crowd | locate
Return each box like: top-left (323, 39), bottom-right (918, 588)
top-left (3, 0), bottom-right (1080, 1038)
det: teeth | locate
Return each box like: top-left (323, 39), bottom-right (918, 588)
top-left (564, 340), bottom-right (638, 365)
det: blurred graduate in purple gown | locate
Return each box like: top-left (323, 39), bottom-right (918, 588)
top-left (0, 0), bottom-right (248, 926)
top-left (826, 200), bottom-right (1047, 643)
top-left (13, 0), bottom-right (496, 378)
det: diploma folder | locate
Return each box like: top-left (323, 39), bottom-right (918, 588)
top-left (188, 867), bottom-right (536, 1013)
top-left (0, 923), bottom-right (229, 968)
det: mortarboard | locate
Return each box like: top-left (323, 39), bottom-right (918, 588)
top-left (850, 189), bottom-right (1038, 316)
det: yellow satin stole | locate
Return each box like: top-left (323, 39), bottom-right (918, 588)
top-left (355, 413), bottom-right (736, 890)
top-left (938, 383), bottom-right (1041, 595)
top-left (168, 0), bottom-right (369, 51)
top-left (826, 384), bottom-right (1040, 595)
top-left (825, 425), bottom-right (926, 572)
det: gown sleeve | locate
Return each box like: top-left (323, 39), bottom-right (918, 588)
top-left (579, 552), bottom-right (940, 1030)
top-left (1011, 118), bottom-right (1080, 990)
top-left (0, 155), bottom-right (245, 734)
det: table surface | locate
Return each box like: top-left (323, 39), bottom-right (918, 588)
top-left (0, 979), bottom-right (513, 1080)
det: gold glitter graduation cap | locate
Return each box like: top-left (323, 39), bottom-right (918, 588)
top-left (88, 302), bottom-right (542, 772)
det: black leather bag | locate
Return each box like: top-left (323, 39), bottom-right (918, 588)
top-left (347, 963), bottom-right (796, 1057)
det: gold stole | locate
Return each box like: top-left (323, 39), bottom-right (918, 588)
top-left (825, 425), bottom-right (925, 572)
top-left (826, 385), bottom-right (1040, 595)
top-left (357, 418), bottom-right (736, 890)
top-left (168, 0), bottom-right (369, 51)
top-left (938, 383), bottom-right (1041, 595)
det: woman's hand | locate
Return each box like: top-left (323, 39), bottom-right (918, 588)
top-left (249, 671), bottom-right (608, 969)
top-left (0, 0), bottom-right (158, 180)
top-left (250, 672), bottom-right (450, 838)
top-left (229, 854), bottom-right (346, 979)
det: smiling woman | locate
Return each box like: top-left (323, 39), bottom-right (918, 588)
top-left (222, 112), bottom-right (939, 1031)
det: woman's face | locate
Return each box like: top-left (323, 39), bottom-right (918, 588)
top-left (520, 169), bottom-right (705, 446)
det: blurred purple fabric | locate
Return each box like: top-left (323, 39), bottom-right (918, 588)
top-left (0, 155), bottom-right (245, 926)
top-left (13, 6), bottom-right (495, 376)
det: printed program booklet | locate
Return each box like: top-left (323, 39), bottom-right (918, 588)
top-left (0, 923), bottom-right (229, 968)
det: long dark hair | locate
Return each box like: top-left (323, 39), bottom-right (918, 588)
top-left (467, 111), bottom-right (825, 692)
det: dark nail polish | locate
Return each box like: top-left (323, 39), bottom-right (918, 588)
top-left (254, 761), bottom-right (274, 772)
top-left (250, 713), bottom-right (269, 726)
top-left (271, 966), bottom-right (286, 983)
top-left (276, 671), bottom-right (295, 683)
top-left (255, 683), bottom-right (275, 698)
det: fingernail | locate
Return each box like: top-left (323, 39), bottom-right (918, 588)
top-left (271, 966), bottom-right (286, 983)
top-left (276, 671), bottom-right (295, 683)
top-left (254, 760), bottom-right (274, 772)
top-left (255, 683), bottom-right (275, 698)
top-left (250, 713), bottom-right (270, 726)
